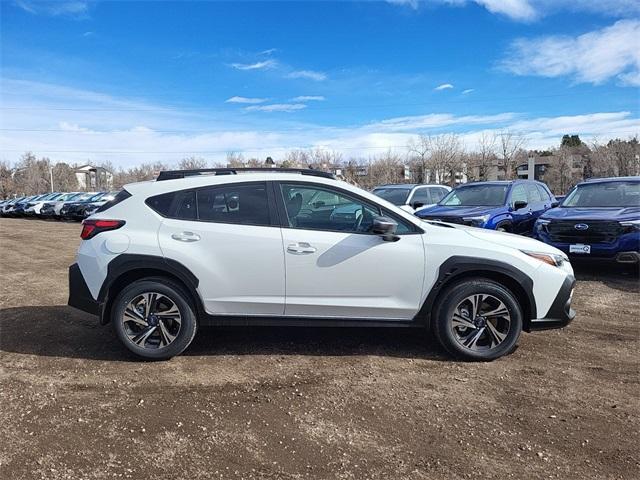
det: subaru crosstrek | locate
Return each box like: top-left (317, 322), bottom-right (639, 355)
top-left (68, 168), bottom-right (575, 361)
top-left (416, 180), bottom-right (557, 235)
top-left (535, 176), bottom-right (640, 263)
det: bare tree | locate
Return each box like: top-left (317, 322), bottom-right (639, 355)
top-left (281, 149), bottom-right (311, 168)
top-left (366, 150), bottom-right (404, 188)
top-left (178, 156), bottom-right (208, 170)
top-left (498, 131), bottom-right (526, 180)
top-left (407, 135), bottom-right (430, 182)
top-left (473, 132), bottom-right (497, 181)
top-left (225, 152), bottom-right (245, 167)
top-left (427, 134), bottom-right (464, 186)
top-left (0, 161), bottom-right (15, 198)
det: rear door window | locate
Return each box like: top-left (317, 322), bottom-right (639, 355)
top-left (196, 182), bottom-right (270, 226)
top-left (536, 184), bottom-right (552, 201)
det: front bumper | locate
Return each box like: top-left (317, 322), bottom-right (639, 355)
top-left (68, 263), bottom-right (101, 316)
top-left (536, 230), bottom-right (640, 262)
top-left (529, 275), bottom-right (576, 330)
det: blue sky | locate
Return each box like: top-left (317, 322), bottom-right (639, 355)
top-left (1, 0), bottom-right (639, 167)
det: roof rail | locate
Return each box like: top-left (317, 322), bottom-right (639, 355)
top-left (156, 167), bottom-right (336, 181)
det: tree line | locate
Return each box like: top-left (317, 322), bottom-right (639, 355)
top-left (1, 133), bottom-right (638, 198)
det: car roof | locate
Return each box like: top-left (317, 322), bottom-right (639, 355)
top-left (580, 176), bottom-right (640, 185)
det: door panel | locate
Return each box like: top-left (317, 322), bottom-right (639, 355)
top-left (159, 220), bottom-right (285, 315)
top-left (281, 229), bottom-right (425, 319)
top-left (277, 182), bottom-right (425, 320)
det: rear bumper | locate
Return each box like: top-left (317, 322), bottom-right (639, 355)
top-left (68, 263), bottom-right (101, 316)
top-left (529, 275), bottom-right (576, 330)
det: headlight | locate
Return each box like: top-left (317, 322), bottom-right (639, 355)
top-left (620, 219), bottom-right (640, 232)
top-left (462, 214), bottom-right (490, 227)
top-left (536, 218), bottom-right (550, 231)
top-left (522, 250), bottom-right (568, 267)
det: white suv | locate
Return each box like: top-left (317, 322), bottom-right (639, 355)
top-left (68, 168), bottom-right (576, 361)
top-left (372, 183), bottom-right (451, 213)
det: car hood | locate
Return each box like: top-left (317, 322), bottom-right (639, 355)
top-left (465, 227), bottom-right (564, 256)
top-left (541, 206), bottom-right (640, 222)
top-left (416, 205), bottom-right (499, 218)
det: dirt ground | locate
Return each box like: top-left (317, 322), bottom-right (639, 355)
top-left (0, 217), bottom-right (638, 480)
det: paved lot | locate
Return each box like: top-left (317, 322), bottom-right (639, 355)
top-left (1, 217), bottom-right (638, 480)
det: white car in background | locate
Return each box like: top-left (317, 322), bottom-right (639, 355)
top-left (40, 192), bottom-right (96, 218)
top-left (372, 184), bottom-right (451, 213)
top-left (24, 192), bottom-right (64, 215)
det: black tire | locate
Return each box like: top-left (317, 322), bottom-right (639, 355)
top-left (111, 277), bottom-right (198, 360)
top-left (432, 278), bottom-right (523, 361)
top-left (495, 222), bottom-right (512, 233)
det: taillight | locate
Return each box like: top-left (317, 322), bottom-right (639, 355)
top-left (81, 219), bottom-right (125, 240)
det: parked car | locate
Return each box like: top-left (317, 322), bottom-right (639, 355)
top-left (41, 192), bottom-right (98, 218)
top-left (5, 195), bottom-right (39, 217)
top-left (535, 176), bottom-right (640, 264)
top-left (372, 184), bottom-right (451, 213)
top-left (1, 197), bottom-right (20, 216)
top-left (415, 180), bottom-right (557, 234)
top-left (68, 168), bottom-right (575, 362)
top-left (60, 191), bottom-right (113, 220)
top-left (59, 192), bottom-right (101, 219)
top-left (23, 192), bottom-right (64, 216)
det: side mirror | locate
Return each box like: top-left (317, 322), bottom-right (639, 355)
top-left (513, 200), bottom-right (528, 211)
top-left (551, 201), bottom-right (559, 208)
top-left (411, 201), bottom-right (424, 209)
top-left (372, 216), bottom-right (399, 241)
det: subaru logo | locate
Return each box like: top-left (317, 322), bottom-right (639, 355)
top-left (574, 223), bottom-right (589, 230)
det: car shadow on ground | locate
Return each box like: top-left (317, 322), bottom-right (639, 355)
top-left (572, 262), bottom-right (639, 293)
top-left (0, 305), bottom-right (448, 362)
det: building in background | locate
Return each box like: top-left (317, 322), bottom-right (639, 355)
top-left (75, 165), bottom-right (113, 191)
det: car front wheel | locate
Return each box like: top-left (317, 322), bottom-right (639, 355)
top-left (433, 278), bottom-right (523, 361)
top-left (111, 278), bottom-right (197, 360)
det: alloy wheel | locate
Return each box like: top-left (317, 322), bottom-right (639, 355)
top-left (122, 292), bottom-right (182, 349)
top-left (450, 293), bottom-right (511, 352)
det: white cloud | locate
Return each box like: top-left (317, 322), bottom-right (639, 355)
top-left (230, 60), bottom-right (277, 71)
top-left (366, 112), bottom-right (516, 131)
top-left (475, 0), bottom-right (536, 21)
top-left (291, 95), bottom-right (325, 102)
top-left (260, 48), bottom-right (278, 55)
top-left (434, 83), bottom-right (454, 91)
top-left (501, 20), bottom-right (640, 86)
top-left (462, 89), bottom-right (475, 94)
top-left (14, 0), bottom-right (91, 17)
top-left (286, 70), bottom-right (327, 81)
top-left (386, 0), bottom-right (640, 22)
top-left (386, 0), bottom-right (419, 8)
top-left (1, 78), bottom-right (637, 167)
top-left (245, 103), bottom-right (307, 112)
top-left (225, 96), bottom-right (268, 104)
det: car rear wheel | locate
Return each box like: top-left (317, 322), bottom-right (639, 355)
top-left (433, 278), bottom-right (523, 361)
top-left (111, 278), bottom-right (197, 360)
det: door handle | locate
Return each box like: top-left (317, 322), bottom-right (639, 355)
top-left (287, 242), bottom-right (316, 254)
top-left (171, 231), bottom-right (201, 242)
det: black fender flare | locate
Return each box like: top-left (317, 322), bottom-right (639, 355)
top-left (414, 256), bottom-right (537, 330)
top-left (98, 254), bottom-right (202, 324)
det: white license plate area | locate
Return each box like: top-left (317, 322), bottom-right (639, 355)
top-left (569, 244), bottom-right (591, 254)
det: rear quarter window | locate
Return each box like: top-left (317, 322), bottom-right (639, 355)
top-left (96, 189), bottom-right (131, 213)
top-left (145, 190), bottom-right (196, 220)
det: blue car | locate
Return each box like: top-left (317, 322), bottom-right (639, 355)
top-left (415, 180), bottom-right (557, 234)
top-left (535, 177), bottom-right (640, 264)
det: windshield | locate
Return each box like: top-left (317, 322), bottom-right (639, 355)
top-left (562, 181), bottom-right (640, 207)
top-left (440, 184), bottom-right (509, 207)
top-left (372, 187), bottom-right (412, 206)
top-left (86, 192), bottom-right (106, 202)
